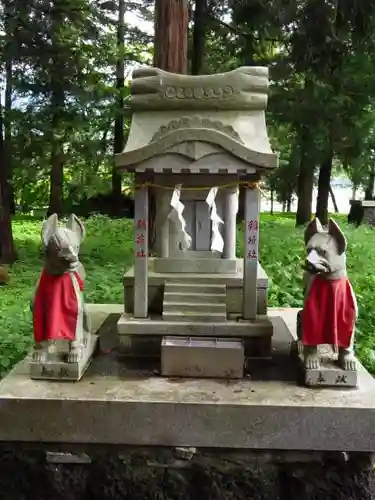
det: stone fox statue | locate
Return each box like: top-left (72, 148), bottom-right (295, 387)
top-left (32, 213), bottom-right (90, 363)
top-left (299, 218), bottom-right (357, 371)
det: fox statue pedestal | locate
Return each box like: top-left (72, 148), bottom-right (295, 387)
top-left (294, 218), bottom-right (358, 388)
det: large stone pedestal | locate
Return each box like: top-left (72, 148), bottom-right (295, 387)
top-left (1, 305), bottom-right (375, 451)
top-left (1, 306), bottom-right (375, 499)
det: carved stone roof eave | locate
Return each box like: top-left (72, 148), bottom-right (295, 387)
top-left (115, 128), bottom-right (278, 173)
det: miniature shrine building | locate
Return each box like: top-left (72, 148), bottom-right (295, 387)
top-left (115, 66), bottom-right (278, 335)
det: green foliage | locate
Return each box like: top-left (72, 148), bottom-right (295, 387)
top-left (1, 215), bottom-right (375, 376)
top-left (1, 0), bottom-right (152, 210)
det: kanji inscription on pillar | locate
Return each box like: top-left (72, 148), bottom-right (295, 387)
top-left (135, 221), bottom-right (147, 258)
top-left (243, 187), bottom-right (260, 320)
top-left (246, 220), bottom-right (258, 261)
top-left (133, 185), bottom-right (149, 318)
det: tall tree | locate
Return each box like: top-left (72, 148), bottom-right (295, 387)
top-left (111, 0), bottom-right (125, 212)
top-left (191, 0), bottom-right (207, 75)
top-left (47, 1), bottom-right (65, 216)
top-left (13, 0), bottom-right (109, 216)
top-left (149, 0), bottom-right (189, 247)
top-left (315, 145), bottom-right (333, 225)
top-left (0, 96), bottom-right (16, 264)
top-left (154, 0), bottom-right (188, 73)
top-left (2, 0), bottom-right (14, 215)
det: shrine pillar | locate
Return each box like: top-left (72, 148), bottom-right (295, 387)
top-left (242, 185), bottom-right (260, 320)
top-left (223, 186), bottom-right (238, 260)
top-left (159, 190), bottom-right (170, 258)
top-left (134, 185), bottom-right (149, 318)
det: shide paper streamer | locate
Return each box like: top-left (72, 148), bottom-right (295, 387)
top-left (206, 187), bottom-right (224, 253)
top-left (168, 184), bottom-right (192, 251)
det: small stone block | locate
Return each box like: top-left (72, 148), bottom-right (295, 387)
top-left (297, 352), bottom-right (358, 388)
top-left (29, 335), bottom-right (98, 382)
top-left (161, 336), bottom-right (244, 379)
top-left (46, 452), bottom-right (91, 464)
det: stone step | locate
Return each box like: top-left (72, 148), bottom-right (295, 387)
top-left (162, 311), bottom-right (227, 322)
top-left (163, 292), bottom-right (226, 304)
top-left (154, 257), bottom-right (237, 274)
top-left (163, 301), bottom-right (227, 313)
top-left (117, 313), bottom-right (274, 337)
top-left (164, 283), bottom-right (226, 295)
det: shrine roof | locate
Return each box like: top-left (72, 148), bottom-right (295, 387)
top-left (115, 66), bottom-right (278, 174)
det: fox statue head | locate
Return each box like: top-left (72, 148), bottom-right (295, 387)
top-left (303, 218), bottom-right (347, 278)
top-left (41, 214), bottom-right (85, 275)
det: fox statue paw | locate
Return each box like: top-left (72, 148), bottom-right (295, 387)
top-left (303, 346), bottom-right (320, 370)
top-left (32, 348), bottom-right (47, 363)
top-left (68, 344), bottom-right (83, 363)
top-left (338, 350), bottom-right (356, 371)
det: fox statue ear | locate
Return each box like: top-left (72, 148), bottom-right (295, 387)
top-left (41, 213), bottom-right (58, 246)
top-left (304, 217), bottom-right (323, 245)
top-left (66, 214), bottom-right (85, 243)
top-left (328, 218), bottom-right (347, 254)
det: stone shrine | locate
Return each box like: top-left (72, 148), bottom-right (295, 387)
top-left (115, 66), bottom-right (278, 373)
top-left (1, 66), bottom-right (375, 496)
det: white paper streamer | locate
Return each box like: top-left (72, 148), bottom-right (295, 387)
top-left (168, 185), bottom-right (192, 251)
top-left (206, 187), bottom-right (224, 253)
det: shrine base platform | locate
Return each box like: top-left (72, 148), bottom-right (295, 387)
top-left (123, 259), bottom-right (270, 316)
top-left (0, 305), bottom-right (375, 453)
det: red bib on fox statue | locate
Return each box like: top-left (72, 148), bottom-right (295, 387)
top-left (33, 269), bottom-right (84, 343)
top-left (302, 275), bottom-right (356, 348)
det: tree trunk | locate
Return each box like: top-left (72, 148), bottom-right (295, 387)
top-left (111, 0), bottom-right (125, 213)
top-left (296, 79), bottom-right (315, 226)
top-left (296, 140), bottom-right (314, 226)
top-left (48, 4), bottom-right (65, 216)
top-left (287, 196), bottom-right (292, 212)
top-left (316, 149), bottom-right (333, 225)
top-left (191, 0), bottom-right (206, 75)
top-left (365, 167), bottom-right (375, 200)
top-left (48, 134), bottom-right (64, 216)
top-left (0, 96), bottom-right (16, 264)
top-left (151, 0), bottom-right (189, 247)
top-left (329, 185), bottom-right (339, 213)
top-left (270, 188), bottom-right (274, 215)
top-left (154, 0), bottom-right (188, 73)
top-left (3, 0), bottom-right (14, 215)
